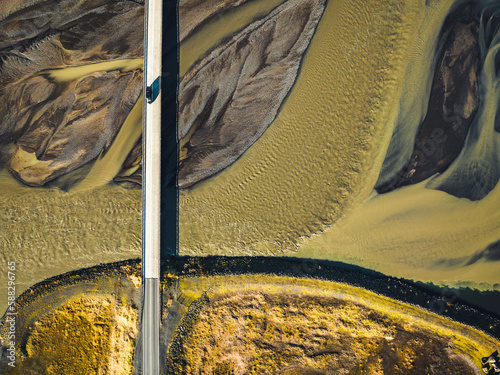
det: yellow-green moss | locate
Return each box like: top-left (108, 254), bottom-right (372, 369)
top-left (172, 275), bottom-right (499, 374)
top-left (20, 296), bottom-right (113, 374)
top-left (7, 290), bottom-right (138, 375)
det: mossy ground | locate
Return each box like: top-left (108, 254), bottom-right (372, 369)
top-left (164, 275), bottom-right (500, 374)
top-left (0, 262), bottom-right (141, 375)
top-left (0, 260), bottom-right (498, 374)
top-left (170, 291), bottom-right (482, 374)
top-left (22, 296), bottom-right (113, 374)
top-left (7, 293), bottom-right (138, 375)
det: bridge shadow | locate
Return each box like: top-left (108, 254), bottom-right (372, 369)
top-left (160, 0), bottom-right (178, 258)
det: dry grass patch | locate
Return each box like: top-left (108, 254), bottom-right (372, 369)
top-left (170, 291), bottom-right (483, 374)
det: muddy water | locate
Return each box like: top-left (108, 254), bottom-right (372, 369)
top-left (294, 2), bottom-right (500, 290)
top-left (73, 93), bottom-right (143, 192)
top-left (297, 180), bottom-right (500, 289)
top-left (179, 0), bottom-right (500, 292)
top-left (3, 0), bottom-right (498, 314)
top-left (0, 60), bottom-right (143, 313)
top-left (179, 0), bottom-right (422, 255)
top-left (45, 58), bottom-right (143, 82)
top-left (0, 172), bottom-right (141, 313)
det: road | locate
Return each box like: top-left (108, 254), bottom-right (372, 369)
top-left (142, 0), bottom-right (162, 373)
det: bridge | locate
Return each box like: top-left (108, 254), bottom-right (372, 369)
top-left (142, 0), bottom-right (163, 373)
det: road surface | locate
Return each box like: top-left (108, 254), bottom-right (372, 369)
top-left (142, 0), bottom-right (162, 373)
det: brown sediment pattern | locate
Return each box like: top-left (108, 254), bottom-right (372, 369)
top-left (5, 61), bottom-right (143, 187)
top-left (178, 0), bottom-right (327, 188)
top-left (180, 0), bottom-right (287, 76)
top-left (179, 0), bottom-right (421, 254)
top-left (179, 0), bottom-right (252, 42)
top-left (72, 92), bottom-right (143, 192)
top-left (0, 1), bottom-right (144, 312)
top-left (0, 0), bottom-right (144, 187)
top-left (115, 138), bottom-right (142, 185)
top-left (377, 4), bottom-right (481, 193)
